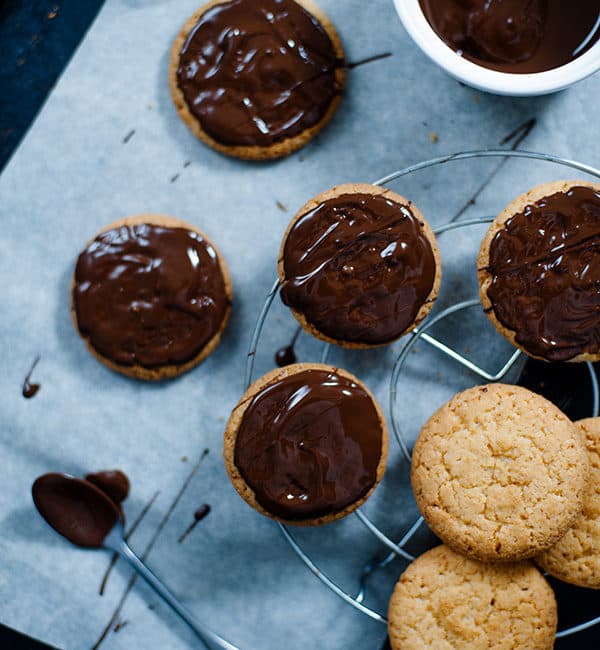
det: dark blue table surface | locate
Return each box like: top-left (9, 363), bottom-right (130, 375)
top-left (1, 2), bottom-right (599, 649)
top-left (0, 0), bottom-right (104, 171)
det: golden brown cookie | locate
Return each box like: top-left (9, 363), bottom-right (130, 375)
top-left (169, 0), bottom-right (345, 160)
top-left (536, 417), bottom-right (600, 588)
top-left (278, 183), bottom-right (442, 348)
top-left (224, 363), bottom-right (388, 525)
top-left (71, 214), bottom-right (232, 381)
top-left (478, 180), bottom-right (600, 363)
top-left (388, 545), bottom-right (557, 650)
top-left (411, 383), bottom-right (588, 562)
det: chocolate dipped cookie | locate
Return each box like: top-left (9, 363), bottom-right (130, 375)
top-left (478, 181), bottom-right (600, 362)
top-left (224, 363), bottom-right (388, 525)
top-left (169, 0), bottom-right (345, 160)
top-left (71, 215), bottom-right (232, 380)
top-left (278, 184), bottom-right (441, 348)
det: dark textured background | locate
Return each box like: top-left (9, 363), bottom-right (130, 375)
top-left (0, 1), bottom-right (598, 649)
top-left (0, 0), bottom-right (104, 170)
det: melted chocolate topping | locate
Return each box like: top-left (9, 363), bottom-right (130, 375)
top-left (86, 470), bottom-right (130, 504)
top-left (234, 368), bottom-right (383, 520)
top-left (486, 186), bottom-right (600, 361)
top-left (419, 0), bottom-right (600, 73)
top-left (32, 473), bottom-right (120, 547)
top-left (280, 193), bottom-right (437, 344)
top-left (73, 223), bottom-right (229, 369)
top-left (176, 0), bottom-right (341, 147)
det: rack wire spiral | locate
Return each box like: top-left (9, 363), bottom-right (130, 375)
top-left (245, 150), bottom-right (600, 640)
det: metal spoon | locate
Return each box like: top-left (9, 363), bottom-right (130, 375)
top-left (103, 518), bottom-right (239, 650)
top-left (32, 473), bottom-right (239, 650)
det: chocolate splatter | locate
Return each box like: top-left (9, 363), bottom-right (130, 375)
top-left (22, 355), bottom-right (41, 398)
top-left (178, 504), bottom-right (211, 543)
top-left (346, 52), bottom-right (392, 69)
top-left (113, 619), bottom-right (128, 633)
top-left (92, 449), bottom-right (210, 649)
top-left (275, 326), bottom-right (301, 367)
top-left (449, 117), bottom-right (537, 223)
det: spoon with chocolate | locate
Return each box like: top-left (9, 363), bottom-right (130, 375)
top-left (32, 473), bottom-right (239, 650)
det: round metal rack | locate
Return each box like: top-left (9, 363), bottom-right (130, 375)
top-left (245, 150), bottom-right (600, 639)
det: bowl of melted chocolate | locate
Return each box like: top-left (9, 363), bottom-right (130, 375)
top-left (394, 0), bottom-right (600, 95)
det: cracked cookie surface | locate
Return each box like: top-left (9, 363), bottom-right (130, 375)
top-left (388, 545), bottom-right (557, 650)
top-left (411, 383), bottom-right (588, 561)
top-left (536, 417), bottom-right (600, 588)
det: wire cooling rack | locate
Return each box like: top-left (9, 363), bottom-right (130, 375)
top-left (245, 150), bottom-right (600, 640)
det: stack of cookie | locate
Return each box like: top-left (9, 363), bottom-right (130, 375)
top-left (387, 384), bottom-right (598, 649)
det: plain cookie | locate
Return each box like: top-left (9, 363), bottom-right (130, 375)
top-left (536, 417), bottom-right (600, 588)
top-left (411, 383), bottom-right (588, 561)
top-left (388, 545), bottom-right (557, 650)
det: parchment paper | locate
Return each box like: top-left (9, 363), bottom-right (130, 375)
top-left (1, 1), bottom-right (600, 648)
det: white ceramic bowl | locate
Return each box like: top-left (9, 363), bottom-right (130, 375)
top-left (393, 0), bottom-right (600, 96)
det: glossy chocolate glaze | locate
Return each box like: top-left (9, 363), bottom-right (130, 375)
top-left (234, 368), bottom-right (383, 520)
top-left (486, 186), bottom-right (600, 361)
top-left (176, 0), bottom-right (341, 147)
top-left (419, 0), bottom-right (600, 73)
top-left (86, 470), bottom-right (130, 504)
top-left (73, 223), bottom-right (229, 369)
top-left (32, 473), bottom-right (120, 547)
top-left (280, 193), bottom-right (437, 344)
